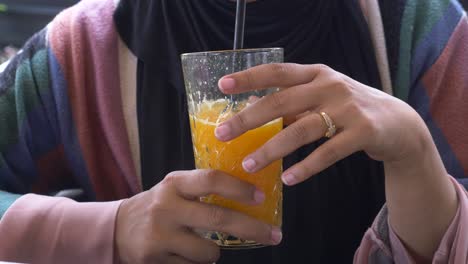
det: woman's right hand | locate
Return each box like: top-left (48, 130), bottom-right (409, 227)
top-left (115, 169), bottom-right (282, 264)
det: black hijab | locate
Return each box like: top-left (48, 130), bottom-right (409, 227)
top-left (114, 1), bottom-right (386, 263)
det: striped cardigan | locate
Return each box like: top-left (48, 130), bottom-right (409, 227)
top-left (0, 0), bottom-right (466, 263)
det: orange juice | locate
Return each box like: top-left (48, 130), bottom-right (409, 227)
top-left (189, 100), bottom-right (282, 226)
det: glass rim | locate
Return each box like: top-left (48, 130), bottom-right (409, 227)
top-left (181, 47), bottom-right (283, 58)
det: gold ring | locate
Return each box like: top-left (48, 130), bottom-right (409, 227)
top-left (319, 111), bottom-right (337, 138)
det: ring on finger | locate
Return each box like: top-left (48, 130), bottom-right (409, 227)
top-left (319, 111), bottom-right (337, 138)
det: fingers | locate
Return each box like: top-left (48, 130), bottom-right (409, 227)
top-left (162, 169), bottom-right (281, 247)
top-left (167, 170), bottom-right (265, 205)
top-left (215, 73), bottom-right (347, 142)
top-left (218, 63), bottom-right (322, 94)
top-left (215, 83), bottom-right (320, 141)
top-left (242, 113), bottom-right (327, 173)
top-left (181, 202), bottom-right (282, 246)
top-left (281, 130), bottom-right (361, 186)
top-left (283, 110), bottom-right (312, 126)
top-left (168, 231), bottom-right (220, 264)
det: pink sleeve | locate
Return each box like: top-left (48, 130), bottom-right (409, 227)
top-left (355, 177), bottom-right (468, 264)
top-left (0, 194), bottom-right (123, 264)
top-left (354, 206), bottom-right (394, 264)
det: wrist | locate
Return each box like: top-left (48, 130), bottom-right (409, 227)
top-left (383, 125), bottom-right (457, 260)
top-left (384, 115), bottom-right (441, 177)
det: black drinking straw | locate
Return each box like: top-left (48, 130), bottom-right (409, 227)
top-left (221, 0), bottom-right (247, 115)
top-left (234, 0), bottom-right (247, 49)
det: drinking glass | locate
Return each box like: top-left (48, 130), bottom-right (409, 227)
top-left (181, 48), bottom-right (283, 249)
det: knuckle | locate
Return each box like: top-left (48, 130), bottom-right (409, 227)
top-left (332, 77), bottom-right (352, 96)
top-left (162, 171), bottom-right (179, 187)
top-left (205, 169), bottom-right (219, 179)
top-left (295, 162), bottom-right (312, 180)
top-left (208, 206), bottom-right (228, 228)
top-left (255, 146), bottom-right (274, 166)
top-left (345, 101), bottom-right (365, 118)
top-left (150, 198), bottom-right (172, 216)
top-left (233, 112), bottom-right (249, 131)
top-left (149, 187), bottom-right (176, 214)
top-left (316, 64), bottom-right (332, 75)
top-left (270, 63), bottom-right (290, 81)
top-left (289, 122), bottom-right (309, 143)
top-left (321, 145), bottom-right (340, 164)
top-left (269, 92), bottom-right (286, 111)
top-left (200, 169), bottom-right (218, 190)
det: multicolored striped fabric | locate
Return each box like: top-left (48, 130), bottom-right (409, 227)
top-left (0, 0), bottom-right (465, 212)
top-left (379, 0), bottom-right (468, 186)
top-left (0, 0), bottom-right (467, 262)
top-left (0, 0), bottom-right (138, 209)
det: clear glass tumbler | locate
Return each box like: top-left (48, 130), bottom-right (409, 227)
top-left (181, 48), bottom-right (284, 249)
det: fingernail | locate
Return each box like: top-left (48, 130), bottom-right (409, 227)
top-left (215, 124), bottom-right (231, 140)
top-left (282, 173), bottom-right (297, 186)
top-left (254, 189), bottom-right (265, 204)
top-left (271, 227), bottom-right (283, 245)
top-left (218, 77), bottom-right (236, 92)
top-left (243, 158), bottom-right (257, 172)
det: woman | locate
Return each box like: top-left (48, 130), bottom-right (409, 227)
top-left (0, 0), bottom-right (466, 263)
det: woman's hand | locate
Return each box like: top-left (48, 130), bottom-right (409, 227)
top-left (115, 169), bottom-right (281, 264)
top-left (215, 63), bottom-right (458, 260)
top-left (215, 63), bottom-right (428, 184)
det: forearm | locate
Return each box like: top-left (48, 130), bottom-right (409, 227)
top-left (384, 128), bottom-right (458, 260)
top-left (0, 194), bottom-right (122, 263)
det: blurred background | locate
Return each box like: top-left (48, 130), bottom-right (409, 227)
top-left (1, 0), bottom-right (468, 64)
top-left (0, 0), bottom-right (78, 63)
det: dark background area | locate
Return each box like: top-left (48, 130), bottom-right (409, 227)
top-left (0, 1), bottom-right (468, 52)
top-left (0, 0), bottom-right (78, 47)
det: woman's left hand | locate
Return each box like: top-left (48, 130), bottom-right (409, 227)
top-left (215, 63), bottom-right (431, 186)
